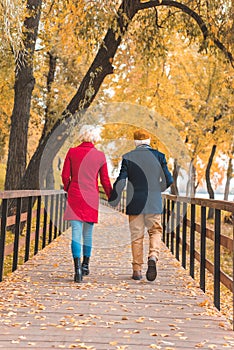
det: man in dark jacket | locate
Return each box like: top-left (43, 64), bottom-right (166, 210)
top-left (109, 129), bottom-right (173, 281)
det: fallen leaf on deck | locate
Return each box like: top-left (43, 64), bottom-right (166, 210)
top-left (109, 341), bottom-right (118, 346)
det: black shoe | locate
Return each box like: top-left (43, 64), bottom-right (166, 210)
top-left (132, 271), bottom-right (142, 280)
top-left (82, 256), bottom-right (90, 276)
top-left (146, 257), bottom-right (157, 281)
top-left (73, 257), bottom-right (83, 282)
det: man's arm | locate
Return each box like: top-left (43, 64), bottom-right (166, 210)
top-left (108, 158), bottom-right (128, 206)
top-left (159, 154), bottom-right (173, 192)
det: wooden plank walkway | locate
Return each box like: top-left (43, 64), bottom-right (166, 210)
top-left (0, 205), bottom-right (233, 349)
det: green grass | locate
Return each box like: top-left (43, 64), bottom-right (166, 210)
top-left (0, 163), bottom-right (6, 190)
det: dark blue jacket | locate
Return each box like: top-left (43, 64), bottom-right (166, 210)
top-left (109, 146), bottom-right (173, 215)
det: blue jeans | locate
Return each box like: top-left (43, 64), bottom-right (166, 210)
top-left (70, 220), bottom-right (94, 258)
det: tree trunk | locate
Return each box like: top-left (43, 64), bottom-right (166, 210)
top-left (4, 0), bottom-right (42, 190)
top-left (44, 51), bottom-right (57, 187)
top-left (206, 144), bottom-right (216, 219)
top-left (20, 0), bottom-right (141, 190)
top-left (45, 164), bottom-right (55, 190)
top-left (186, 160), bottom-right (196, 197)
top-left (224, 155), bottom-right (233, 200)
top-left (171, 158), bottom-right (180, 195)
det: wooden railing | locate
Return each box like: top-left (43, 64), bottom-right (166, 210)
top-left (0, 190), bottom-right (68, 282)
top-left (161, 194), bottom-right (234, 328)
top-left (1, 188), bottom-right (233, 327)
top-left (100, 188), bottom-right (234, 328)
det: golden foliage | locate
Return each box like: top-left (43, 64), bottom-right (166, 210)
top-left (0, 0), bottom-right (233, 191)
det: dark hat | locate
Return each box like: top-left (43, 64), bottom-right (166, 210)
top-left (133, 129), bottom-right (150, 140)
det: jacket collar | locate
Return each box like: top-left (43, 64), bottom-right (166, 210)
top-left (79, 142), bottom-right (95, 148)
top-left (136, 144), bottom-right (151, 149)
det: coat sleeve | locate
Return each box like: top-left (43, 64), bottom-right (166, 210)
top-left (61, 150), bottom-right (71, 192)
top-left (99, 156), bottom-right (112, 200)
top-left (159, 154), bottom-right (174, 192)
top-left (108, 158), bottom-right (128, 207)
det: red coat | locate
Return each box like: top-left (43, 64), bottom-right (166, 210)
top-left (61, 142), bottom-right (112, 223)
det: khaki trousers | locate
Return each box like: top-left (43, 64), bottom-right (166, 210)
top-left (129, 214), bottom-right (162, 272)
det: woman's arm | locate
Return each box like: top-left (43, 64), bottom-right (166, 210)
top-left (99, 158), bottom-right (112, 199)
top-left (61, 150), bottom-right (71, 192)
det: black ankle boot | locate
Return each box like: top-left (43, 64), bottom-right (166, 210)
top-left (73, 257), bottom-right (82, 282)
top-left (82, 256), bottom-right (90, 276)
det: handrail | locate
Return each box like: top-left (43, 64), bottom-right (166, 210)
top-left (99, 187), bottom-right (234, 328)
top-left (0, 190), bottom-right (68, 282)
top-left (161, 194), bottom-right (233, 211)
top-left (161, 193), bottom-right (234, 329)
top-left (0, 189), bottom-right (63, 199)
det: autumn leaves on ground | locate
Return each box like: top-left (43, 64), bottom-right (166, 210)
top-left (1, 1), bottom-right (233, 196)
top-left (0, 1), bottom-right (234, 348)
top-left (0, 206), bottom-right (233, 349)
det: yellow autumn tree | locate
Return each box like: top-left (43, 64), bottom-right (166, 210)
top-left (99, 24), bottom-right (233, 196)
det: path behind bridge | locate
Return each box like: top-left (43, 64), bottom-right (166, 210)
top-left (0, 205), bottom-right (233, 349)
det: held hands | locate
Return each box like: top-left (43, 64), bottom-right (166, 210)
top-left (108, 189), bottom-right (119, 207)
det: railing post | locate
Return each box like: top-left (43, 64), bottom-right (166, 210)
top-left (42, 195), bottom-right (48, 248)
top-left (25, 196), bottom-right (33, 262)
top-left (170, 200), bottom-right (175, 254)
top-left (166, 199), bottom-right (170, 248)
top-left (122, 191), bottom-right (126, 213)
top-left (200, 206), bottom-right (206, 292)
top-left (189, 204), bottom-right (196, 279)
top-left (59, 193), bottom-right (63, 235)
top-left (175, 201), bottom-right (181, 261)
top-left (182, 202), bottom-right (187, 269)
top-left (54, 194), bottom-right (59, 239)
top-left (34, 196), bottom-right (41, 255)
top-left (49, 195), bottom-right (54, 243)
top-left (12, 197), bottom-right (22, 272)
top-left (120, 191), bottom-right (123, 212)
top-left (0, 199), bottom-right (8, 281)
top-left (162, 198), bottom-right (166, 243)
top-left (214, 208), bottom-right (221, 310)
top-left (63, 194), bottom-right (67, 231)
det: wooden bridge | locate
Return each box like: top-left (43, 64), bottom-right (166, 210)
top-left (0, 191), bottom-right (233, 349)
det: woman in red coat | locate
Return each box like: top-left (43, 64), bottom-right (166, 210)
top-left (62, 125), bottom-right (112, 282)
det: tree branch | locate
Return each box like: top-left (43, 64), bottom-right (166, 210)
top-left (137, 0), bottom-right (233, 67)
top-left (138, 1), bottom-right (161, 10)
